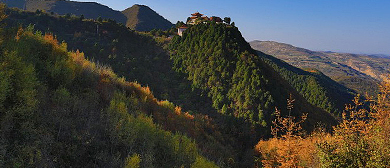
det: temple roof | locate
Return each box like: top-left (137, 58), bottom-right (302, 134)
top-left (191, 12), bottom-right (204, 16)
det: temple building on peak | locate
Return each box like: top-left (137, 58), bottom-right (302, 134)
top-left (178, 12), bottom-right (224, 36)
top-left (187, 12), bottom-right (209, 25)
top-left (186, 12), bottom-right (222, 25)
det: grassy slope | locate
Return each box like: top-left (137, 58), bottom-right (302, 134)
top-left (121, 4), bottom-right (139, 29)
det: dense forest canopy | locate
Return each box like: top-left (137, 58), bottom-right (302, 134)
top-left (169, 23), bottom-right (342, 130)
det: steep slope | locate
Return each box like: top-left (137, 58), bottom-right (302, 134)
top-left (122, 4), bottom-right (173, 31)
top-left (250, 40), bottom-right (387, 95)
top-left (169, 23), bottom-right (339, 130)
top-left (0, 26), bottom-right (217, 167)
top-left (257, 52), bottom-right (355, 115)
top-left (5, 9), bottom-right (252, 166)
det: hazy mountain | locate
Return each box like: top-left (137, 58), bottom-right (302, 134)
top-left (1, 1), bottom-right (173, 31)
top-left (29, 0), bottom-right (126, 23)
top-left (368, 54), bottom-right (390, 58)
top-left (250, 40), bottom-right (389, 95)
top-left (0, 0), bottom-right (25, 8)
top-left (122, 4), bottom-right (173, 31)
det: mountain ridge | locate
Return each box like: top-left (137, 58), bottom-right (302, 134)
top-left (0, 0), bottom-right (173, 31)
top-left (250, 40), bottom-right (390, 81)
top-left (250, 40), bottom-right (388, 95)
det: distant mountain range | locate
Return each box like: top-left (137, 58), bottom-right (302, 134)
top-left (250, 40), bottom-right (390, 95)
top-left (0, 0), bottom-right (173, 31)
top-left (368, 54), bottom-right (390, 58)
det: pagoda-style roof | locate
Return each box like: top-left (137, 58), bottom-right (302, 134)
top-left (191, 12), bottom-right (203, 17)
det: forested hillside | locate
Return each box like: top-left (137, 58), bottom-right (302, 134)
top-left (5, 7), bottom-right (209, 121)
top-left (169, 23), bottom-right (340, 130)
top-left (3, 7), bottom-right (259, 167)
top-left (0, 24), bottom-right (221, 167)
top-left (258, 52), bottom-right (354, 115)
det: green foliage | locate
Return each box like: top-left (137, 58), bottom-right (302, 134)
top-left (336, 76), bottom-right (379, 97)
top-left (0, 49), bottom-right (39, 167)
top-left (0, 26), bottom-right (217, 167)
top-left (0, 50), bottom-right (38, 114)
top-left (125, 154), bottom-right (141, 168)
top-left (191, 156), bottom-right (219, 168)
top-left (258, 53), bottom-right (354, 115)
top-left (169, 23), bottom-right (336, 131)
top-left (3, 9), bottom-right (241, 166)
top-left (170, 23), bottom-right (272, 125)
top-left (223, 17), bottom-right (231, 24)
top-left (107, 91), bottom-right (199, 167)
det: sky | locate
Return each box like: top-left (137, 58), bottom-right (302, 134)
top-left (77, 0), bottom-right (390, 55)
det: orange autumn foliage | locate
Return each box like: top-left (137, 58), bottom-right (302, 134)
top-left (255, 95), bottom-right (317, 168)
top-left (256, 78), bottom-right (390, 167)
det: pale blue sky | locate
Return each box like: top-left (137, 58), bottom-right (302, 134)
top-left (78, 0), bottom-right (390, 55)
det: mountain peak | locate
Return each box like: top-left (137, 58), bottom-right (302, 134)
top-left (122, 4), bottom-right (173, 31)
top-left (132, 4), bottom-right (149, 8)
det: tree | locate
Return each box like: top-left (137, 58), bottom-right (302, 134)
top-left (0, 3), bottom-right (7, 41)
top-left (176, 21), bottom-right (185, 28)
top-left (65, 13), bottom-right (71, 19)
top-left (224, 17), bottom-right (231, 24)
top-left (97, 16), bottom-right (102, 22)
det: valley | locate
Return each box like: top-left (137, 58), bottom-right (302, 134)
top-left (250, 40), bottom-right (390, 96)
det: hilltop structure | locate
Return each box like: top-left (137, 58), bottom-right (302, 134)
top-left (178, 12), bottom-right (223, 36)
top-left (187, 12), bottom-right (222, 25)
top-left (187, 12), bottom-right (208, 25)
top-left (177, 25), bottom-right (188, 36)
